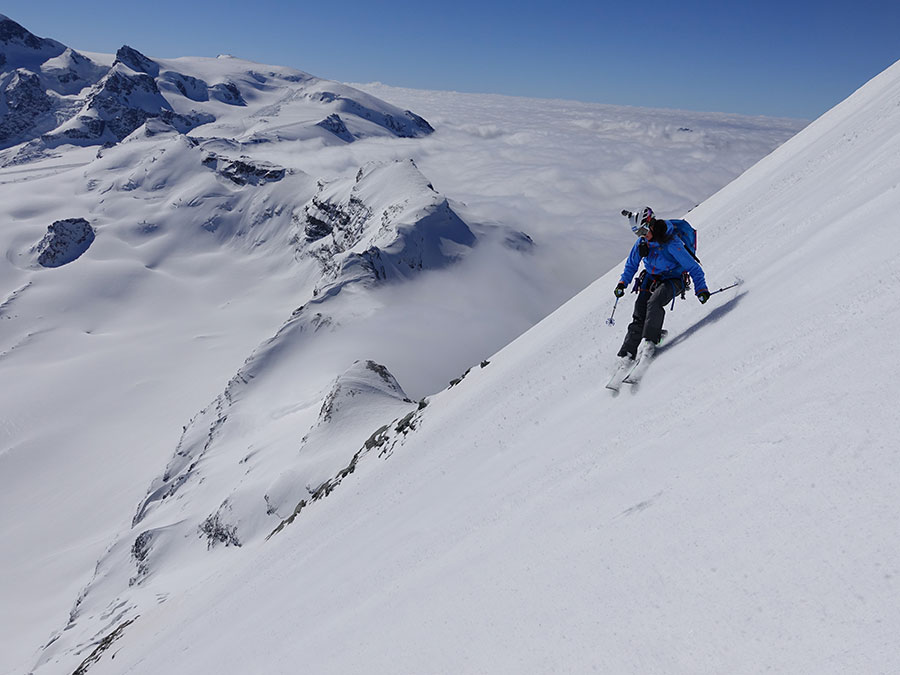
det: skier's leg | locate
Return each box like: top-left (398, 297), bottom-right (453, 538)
top-left (643, 279), bottom-right (682, 344)
top-left (618, 290), bottom-right (649, 357)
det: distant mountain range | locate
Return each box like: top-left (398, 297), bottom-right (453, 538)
top-left (0, 12), bottom-right (433, 162)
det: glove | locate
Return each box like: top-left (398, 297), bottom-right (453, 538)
top-left (697, 289), bottom-right (710, 304)
top-left (614, 282), bottom-right (626, 298)
top-left (638, 239), bottom-right (649, 258)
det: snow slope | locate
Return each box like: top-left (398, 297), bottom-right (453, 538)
top-left (28, 59), bottom-right (900, 674)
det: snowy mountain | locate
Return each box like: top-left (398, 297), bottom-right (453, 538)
top-left (0, 15), bottom-right (812, 675)
top-left (300, 158), bottom-right (477, 295)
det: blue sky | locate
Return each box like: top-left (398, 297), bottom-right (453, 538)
top-left (3, 0), bottom-right (898, 119)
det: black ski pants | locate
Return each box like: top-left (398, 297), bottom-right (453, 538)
top-left (618, 277), bottom-right (684, 358)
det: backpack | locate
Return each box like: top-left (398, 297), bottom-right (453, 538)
top-left (668, 219), bottom-right (699, 263)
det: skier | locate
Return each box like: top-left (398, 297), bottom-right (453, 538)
top-left (613, 207), bottom-right (710, 370)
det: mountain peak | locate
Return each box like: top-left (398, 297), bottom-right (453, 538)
top-left (0, 14), bottom-right (42, 49)
top-left (318, 360), bottom-right (410, 425)
top-left (0, 13), bottom-right (65, 63)
top-left (113, 44), bottom-right (159, 77)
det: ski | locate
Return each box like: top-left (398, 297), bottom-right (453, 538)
top-left (623, 339), bottom-right (656, 385)
top-left (622, 356), bottom-right (650, 385)
top-left (605, 357), bottom-right (635, 392)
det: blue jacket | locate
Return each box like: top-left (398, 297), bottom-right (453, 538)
top-left (619, 220), bottom-right (708, 293)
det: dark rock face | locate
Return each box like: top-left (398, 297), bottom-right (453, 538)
top-left (113, 45), bottom-right (160, 77)
top-left (209, 81), bottom-right (245, 106)
top-left (302, 193), bottom-right (363, 244)
top-left (87, 68), bottom-right (166, 139)
top-left (302, 194), bottom-right (353, 241)
top-left (316, 113), bottom-right (354, 142)
top-left (32, 218), bottom-right (95, 267)
top-left (52, 116), bottom-right (107, 142)
top-left (0, 14), bottom-right (47, 51)
top-left (0, 70), bottom-right (52, 144)
top-left (203, 154), bottom-right (286, 185)
top-left (304, 213), bottom-right (334, 241)
top-left (220, 158), bottom-right (285, 185)
top-left (161, 71), bottom-right (209, 102)
top-left (5, 70), bottom-right (51, 111)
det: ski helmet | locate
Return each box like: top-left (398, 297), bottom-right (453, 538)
top-left (626, 206), bottom-right (654, 237)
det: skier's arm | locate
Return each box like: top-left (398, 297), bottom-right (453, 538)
top-left (618, 240), bottom-right (642, 286)
top-left (670, 243), bottom-right (708, 293)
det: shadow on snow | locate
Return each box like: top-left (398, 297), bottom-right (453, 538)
top-left (657, 290), bottom-right (749, 355)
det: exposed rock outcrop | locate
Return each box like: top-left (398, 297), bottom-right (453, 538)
top-left (31, 218), bottom-right (95, 267)
top-left (202, 153), bottom-right (286, 185)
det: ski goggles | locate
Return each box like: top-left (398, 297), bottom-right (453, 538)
top-left (633, 221), bottom-right (651, 237)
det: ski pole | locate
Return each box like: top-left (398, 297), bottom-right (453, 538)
top-left (708, 281), bottom-right (741, 297)
top-left (606, 296), bottom-right (619, 326)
